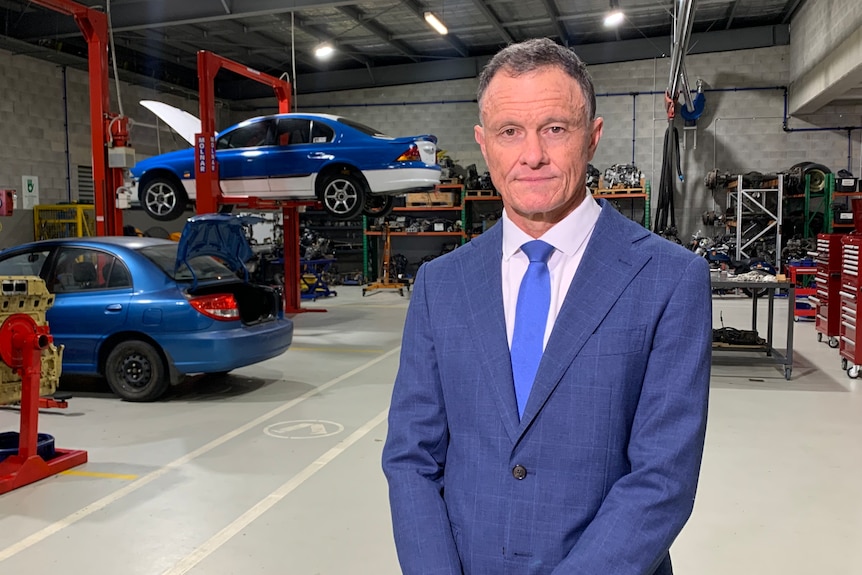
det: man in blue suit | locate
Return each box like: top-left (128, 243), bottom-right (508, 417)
top-left (382, 38), bottom-right (712, 575)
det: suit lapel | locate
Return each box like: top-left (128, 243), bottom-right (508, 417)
top-left (458, 224), bottom-right (521, 442)
top-left (517, 202), bottom-right (652, 436)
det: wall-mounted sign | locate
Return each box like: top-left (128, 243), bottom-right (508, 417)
top-left (21, 175), bottom-right (39, 209)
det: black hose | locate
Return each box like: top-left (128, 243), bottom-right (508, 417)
top-left (653, 124), bottom-right (681, 233)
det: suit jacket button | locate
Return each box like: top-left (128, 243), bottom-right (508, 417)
top-left (512, 465), bottom-right (527, 480)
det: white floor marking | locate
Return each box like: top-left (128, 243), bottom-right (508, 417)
top-left (161, 407), bottom-right (389, 575)
top-left (0, 346), bottom-right (400, 563)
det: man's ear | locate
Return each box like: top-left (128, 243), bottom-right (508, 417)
top-left (587, 117), bottom-right (604, 160)
top-left (474, 124), bottom-right (486, 155)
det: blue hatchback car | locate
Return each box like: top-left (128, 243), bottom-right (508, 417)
top-left (130, 106), bottom-right (441, 222)
top-left (0, 215), bottom-right (293, 401)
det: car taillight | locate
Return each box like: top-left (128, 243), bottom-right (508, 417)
top-left (190, 293), bottom-right (240, 321)
top-left (395, 144), bottom-right (421, 162)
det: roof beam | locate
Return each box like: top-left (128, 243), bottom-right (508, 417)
top-left (725, 0), bottom-right (741, 29)
top-left (781, 0), bottom-right (807, 23)
top-left (288, 24), bottom-right (790, 96)
top-left (272, 13), bottom-right (372, 68)
top-left (401, 0), bottom-right (469, 57)
top-left (538, 0), bottom-right (570, 46)
top-left (335, 5), bottom-right (420, 62)
top-left (14, 0), bottom-right (355, 38)
top-left (470, 0), bottom-right (513, 44)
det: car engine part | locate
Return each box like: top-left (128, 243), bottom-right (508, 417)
top-left (603, 164), bottom-right (643, 188)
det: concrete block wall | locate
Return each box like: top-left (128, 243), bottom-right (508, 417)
top-left (0, 48), bottom-right (226, 247)
top-left (255, 45), bottom-right (859, 240)
top-left (2, 42), bottom-right (860, 250)
top-left (790, 0), bottom-right (862, 83)
top-left (0, 50), bottom-right (70, 214)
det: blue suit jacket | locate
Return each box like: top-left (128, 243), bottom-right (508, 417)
top-left (382, 200), bottom-right (712, 575)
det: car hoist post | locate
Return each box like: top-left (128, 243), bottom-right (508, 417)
top-left (195, 50), bottom-right (291, 216)
top-left (0, 314), bottom-right (87, 495)
top-left (194, 51), bottom-right (322, 314)
top-left (32, 0), bottom-right (127, 237)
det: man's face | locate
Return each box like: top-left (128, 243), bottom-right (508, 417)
top-left (474, 66), bottom-right (603, 231)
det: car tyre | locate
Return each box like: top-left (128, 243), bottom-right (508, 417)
top-left (362, 194), bottom-right (395, 218)
top-left (105, 340), bottom-right (169, 402)
top-left (319, 172), bottom-right (366, 220)
top-left (140, 176), bottom-right (188, 221)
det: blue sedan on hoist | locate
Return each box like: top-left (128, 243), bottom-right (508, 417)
top-left (129, 101), bottom-right (441, 221)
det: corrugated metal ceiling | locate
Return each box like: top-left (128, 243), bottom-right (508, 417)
top-left (0, 0), bottom-right (804, 100)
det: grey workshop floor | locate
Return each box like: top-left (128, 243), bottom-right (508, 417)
top-left (1, 287), bottom-right (860, 575)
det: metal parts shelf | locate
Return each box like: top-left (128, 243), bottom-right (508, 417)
top-left (362, 187), bottom-right (466, 283)
top-left (591, 179), bottom-right (651, 227)
top-left (725, 174), bottom-right (783, 264)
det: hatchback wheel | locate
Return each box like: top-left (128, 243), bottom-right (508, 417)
top-left (319, 172), bottom-right (365, 220)
top-left (140, 176), bottom-right (188, 221)
top-left (105, 340), bottom-right (169, 402)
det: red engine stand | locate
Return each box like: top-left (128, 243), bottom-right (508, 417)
top-left (0, 315), bottom-right (87, 495)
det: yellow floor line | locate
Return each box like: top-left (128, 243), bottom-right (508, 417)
top-left (59, 470), bottom-right (139, 481)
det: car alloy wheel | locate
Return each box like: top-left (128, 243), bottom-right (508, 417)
top-left (141, 176), bottom-right (188, 221)
top-left (105, 340), bottom-right (169, 402)
top-left (320, 173), bottom-right (365, 220)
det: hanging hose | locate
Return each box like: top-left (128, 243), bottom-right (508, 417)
top-left (653, 122), bottom-right (682, 235)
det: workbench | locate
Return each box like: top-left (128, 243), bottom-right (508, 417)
top-left (711, 278), bottom-right (795, 380)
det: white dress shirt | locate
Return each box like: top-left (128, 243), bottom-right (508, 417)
top-left (502, 193), bottom-right (601, 350)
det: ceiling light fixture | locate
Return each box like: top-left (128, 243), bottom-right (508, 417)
top-left (314, 42), bottom-right (335, 60)
top-left (603, 0), bottom-right (625, 27)
top-left (424, 11), bottom-right (449, 35)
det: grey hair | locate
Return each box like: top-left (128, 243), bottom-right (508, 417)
top-left (476, 37), bottom-right (597, 122)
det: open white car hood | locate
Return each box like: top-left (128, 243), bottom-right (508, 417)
top-left (140, 100), bottom-right (215, 146)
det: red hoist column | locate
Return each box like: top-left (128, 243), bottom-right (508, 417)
top-left (0, 315), bottom-right (87, 494)
top-left (33, 0), bottom-right (127, 236)
top-left (194, 51), bottom-right (322, 315)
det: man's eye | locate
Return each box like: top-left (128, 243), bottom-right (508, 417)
top-left (502, 128), bottom-right (517, 137)
top-left (548, 126), bottom-right (565, 134)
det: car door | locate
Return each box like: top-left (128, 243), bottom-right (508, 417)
top-left (46, 247), bottom-right (132, 373)
top-left (215, 119), bottom-right (275, 197)
top-left (266, 118), bottom-right (334, 196)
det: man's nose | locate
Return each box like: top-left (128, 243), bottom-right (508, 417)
top-left (519, 131), bottom-right (548, 167)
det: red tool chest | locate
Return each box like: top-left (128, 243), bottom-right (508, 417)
top-left (839, 235), bottom-right (862, 375)
top-left (813, 233), bottom-right (844, 347)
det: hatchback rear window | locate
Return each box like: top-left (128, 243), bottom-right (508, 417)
top-left (138, 244), bottom-right (238, 281)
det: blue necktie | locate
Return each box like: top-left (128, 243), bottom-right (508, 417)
top-left (511, 240), bottom-right (555, 419)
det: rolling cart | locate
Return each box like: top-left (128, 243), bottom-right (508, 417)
top-left (812, 233), bottom-right (844, 348)
top-left (787, 264), bottom-right (817, 322)
top-left (839, 235), bottom-right (862, 377)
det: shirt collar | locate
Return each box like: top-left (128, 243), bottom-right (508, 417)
top-left (502, 192), bottom-right (601, 260)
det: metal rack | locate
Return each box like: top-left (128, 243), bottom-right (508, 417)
top-left (726, 174), bottom-right (783, 264)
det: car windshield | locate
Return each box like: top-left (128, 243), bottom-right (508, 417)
top-left (138, 244), bottom-right (238, 282)
top-left (336, 117), bottom-right (389, 138)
